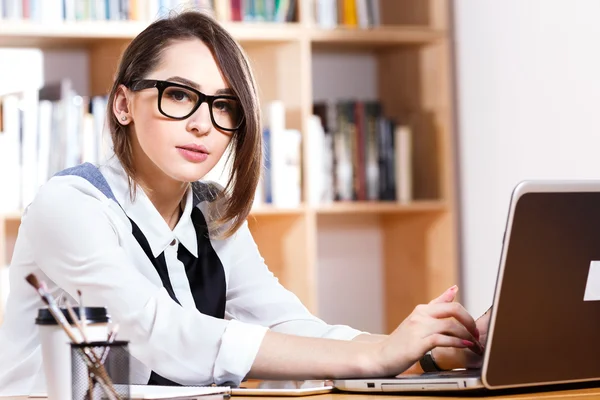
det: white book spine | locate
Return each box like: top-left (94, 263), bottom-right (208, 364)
top-left (307, 115), bottom-right (325, 205)
top-left (272, 129), bottom-right (301, 207)
top-left (394, 124), bottom-right (413, 203)
top-left (265, 100), bottom-right (286, 133)
top-left (81, 113), bottom-right (97, 164)
top-left (20, 90), bottom-right (39, 209)
top-left (37, 100), bottom-right (53, 187)
top-left (1, 95), bottom-right (22, 213)
top-left (317, 0), bottom-right (337, 28)
top-left (65, 0), bottom-right (76, 21)
top-left (356, 0), bottom-right (370, 28)
top-left (95, 0), bottom-right (107, 20)
top-left (7, 0), bottom-right (22, 19)
top-left (334, 132), bottom-right (353, 201)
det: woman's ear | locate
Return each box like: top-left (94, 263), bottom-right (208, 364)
top-left (113, 84), bottom-right (132, 125)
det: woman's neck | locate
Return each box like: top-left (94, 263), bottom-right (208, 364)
top-left (134, 163), bottom-right (188, 231)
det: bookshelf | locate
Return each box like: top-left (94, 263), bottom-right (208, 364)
top-left (0, 0), bottom-right (459, 333)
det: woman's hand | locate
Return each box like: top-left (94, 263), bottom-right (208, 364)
top-left (373, 286), bottom-right (481, 377)
top-left (431, 306), bottom-right (492, 370)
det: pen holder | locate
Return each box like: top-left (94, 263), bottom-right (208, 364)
top-left (71, 341), bottom-right (131, 400)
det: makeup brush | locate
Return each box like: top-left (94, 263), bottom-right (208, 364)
top-left (100, 324), bottom-right (120, 364)
top-left (26, 274), bottom-right (79, 343)
top-left (78, 289), bottom-right (87, 338)
top-left (65, 299), bottom-right (89, 343)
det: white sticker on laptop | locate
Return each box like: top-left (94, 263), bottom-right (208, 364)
top-left (583, 260), bottom-right (600, 301)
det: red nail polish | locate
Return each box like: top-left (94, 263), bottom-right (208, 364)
top-left (474, 328), bottom-right (480, 340)
top-left (462, 340), bottom-right (474, 347)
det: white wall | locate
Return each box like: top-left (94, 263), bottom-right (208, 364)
top-left (454, 0), bottom-right (600, 316)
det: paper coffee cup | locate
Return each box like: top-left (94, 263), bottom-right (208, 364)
top-left (36, 307), bottom-right (111, 400)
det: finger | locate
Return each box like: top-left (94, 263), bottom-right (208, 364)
top-left (429, 285), bottom-right (458, 305)
top-left (422, 315), bottom-right (484, 357)
top-left (431, 317), bottom-right (476, 344)
top-left (425, 303), bottom-right (478, 339)
top-left (426, 333), bottom-right (471, 350)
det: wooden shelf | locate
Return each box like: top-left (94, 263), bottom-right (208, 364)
top-left (0, 20), bottom-right (441, 49)
top-left (2, 201), bottom-right (444, 221)
top-left (220, 21), bottom-right (304, 43)
top-left (250, 205), bottom-right (306, 216)
top-left (0, 20), bottom-right (304, 47)
top-left (2, 207), bottom-right (306, 221)
top-left (1, 212), bottom-right (21, 222)
top-left (315, 200), bottom-right (447, 215)
top-left (309, 25), bottom-right (444, 48)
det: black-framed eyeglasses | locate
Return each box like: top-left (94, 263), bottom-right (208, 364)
top-left (129, 79), bottom-right (244, 131)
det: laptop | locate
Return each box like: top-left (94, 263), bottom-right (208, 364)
top-left (334, 180), bottom-right (600, 392)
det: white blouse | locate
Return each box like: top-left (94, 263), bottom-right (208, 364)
top-left (0, 157), bottom-right (363, 395)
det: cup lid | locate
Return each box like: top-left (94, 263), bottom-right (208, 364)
top-left (35, 307), bottom-right (110, 325)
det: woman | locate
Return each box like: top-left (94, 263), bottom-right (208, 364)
top-left (0, 10), bottom-right (489, 395)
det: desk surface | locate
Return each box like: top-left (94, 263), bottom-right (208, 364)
top-left (4, 389), bottom-right (600, 400)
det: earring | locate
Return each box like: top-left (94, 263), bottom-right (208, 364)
top-left (120, 115), bottom-right (127, 121)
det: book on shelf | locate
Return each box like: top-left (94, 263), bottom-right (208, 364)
top-left (258, 100), bottom-right (302, 208)
top-left (310, 99), bottom-right (413, 205)
top-left (0, 78), bottom-right (110, 214)
top-left (313, 0), bottom-right (381, 29)
top-left (1, 93), bottom-right (303, 214)
top-left (0, 0), bottom-right (298, 23)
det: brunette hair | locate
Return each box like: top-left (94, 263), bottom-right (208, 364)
top-left (106, 10), bottom-right (261, 238)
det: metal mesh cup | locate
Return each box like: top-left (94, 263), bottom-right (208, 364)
top-left (71, 341), bottom-right (130, 400)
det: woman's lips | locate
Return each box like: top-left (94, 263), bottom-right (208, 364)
top-left (176, 144), bottom-right (209, 163)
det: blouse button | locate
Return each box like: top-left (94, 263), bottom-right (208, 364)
top-left (170, 239), bottom-right (177, 246)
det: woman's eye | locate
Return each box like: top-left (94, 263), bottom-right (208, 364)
top-left (213, 100), bottom-right (233, 113)
top-left (167, 90), bottom-right (191, 102)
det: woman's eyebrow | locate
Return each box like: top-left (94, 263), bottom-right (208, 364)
top-left (215, 88), bottom-right (235, 96)
top-left (166, 76), bottom-right (199, 89)
top-left (166, 76), bottom-right (234, 96)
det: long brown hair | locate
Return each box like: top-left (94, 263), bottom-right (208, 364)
top-left (106, 10), bottom-right (262, 238)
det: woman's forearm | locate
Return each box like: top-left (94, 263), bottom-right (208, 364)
top-left (352, 333), bottom-right (425, 375)
top-left (248, 330), bottom-right (382, 379)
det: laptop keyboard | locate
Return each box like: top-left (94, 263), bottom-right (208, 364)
top-left (416, 369), bottom-right (480, 379)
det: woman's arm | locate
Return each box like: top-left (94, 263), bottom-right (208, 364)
top-left (222, 223), bottom-right (479, 377)
top-left (222, 221), bottom-right (365, 340)
top-left (247, 298), bottom-right (477, 379)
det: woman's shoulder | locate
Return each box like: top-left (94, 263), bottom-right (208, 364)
top-left (23, 163), bottom-right (117, 224)
top-left (39, 163), bottom-right (114, 202)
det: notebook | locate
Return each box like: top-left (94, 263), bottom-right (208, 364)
top-left (29, 384), bottom-right (230, 399)
top-left (130, 384), bottom-right (230, 399)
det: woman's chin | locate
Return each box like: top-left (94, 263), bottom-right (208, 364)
top-left (166, 164), bottom-right (214, 183)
